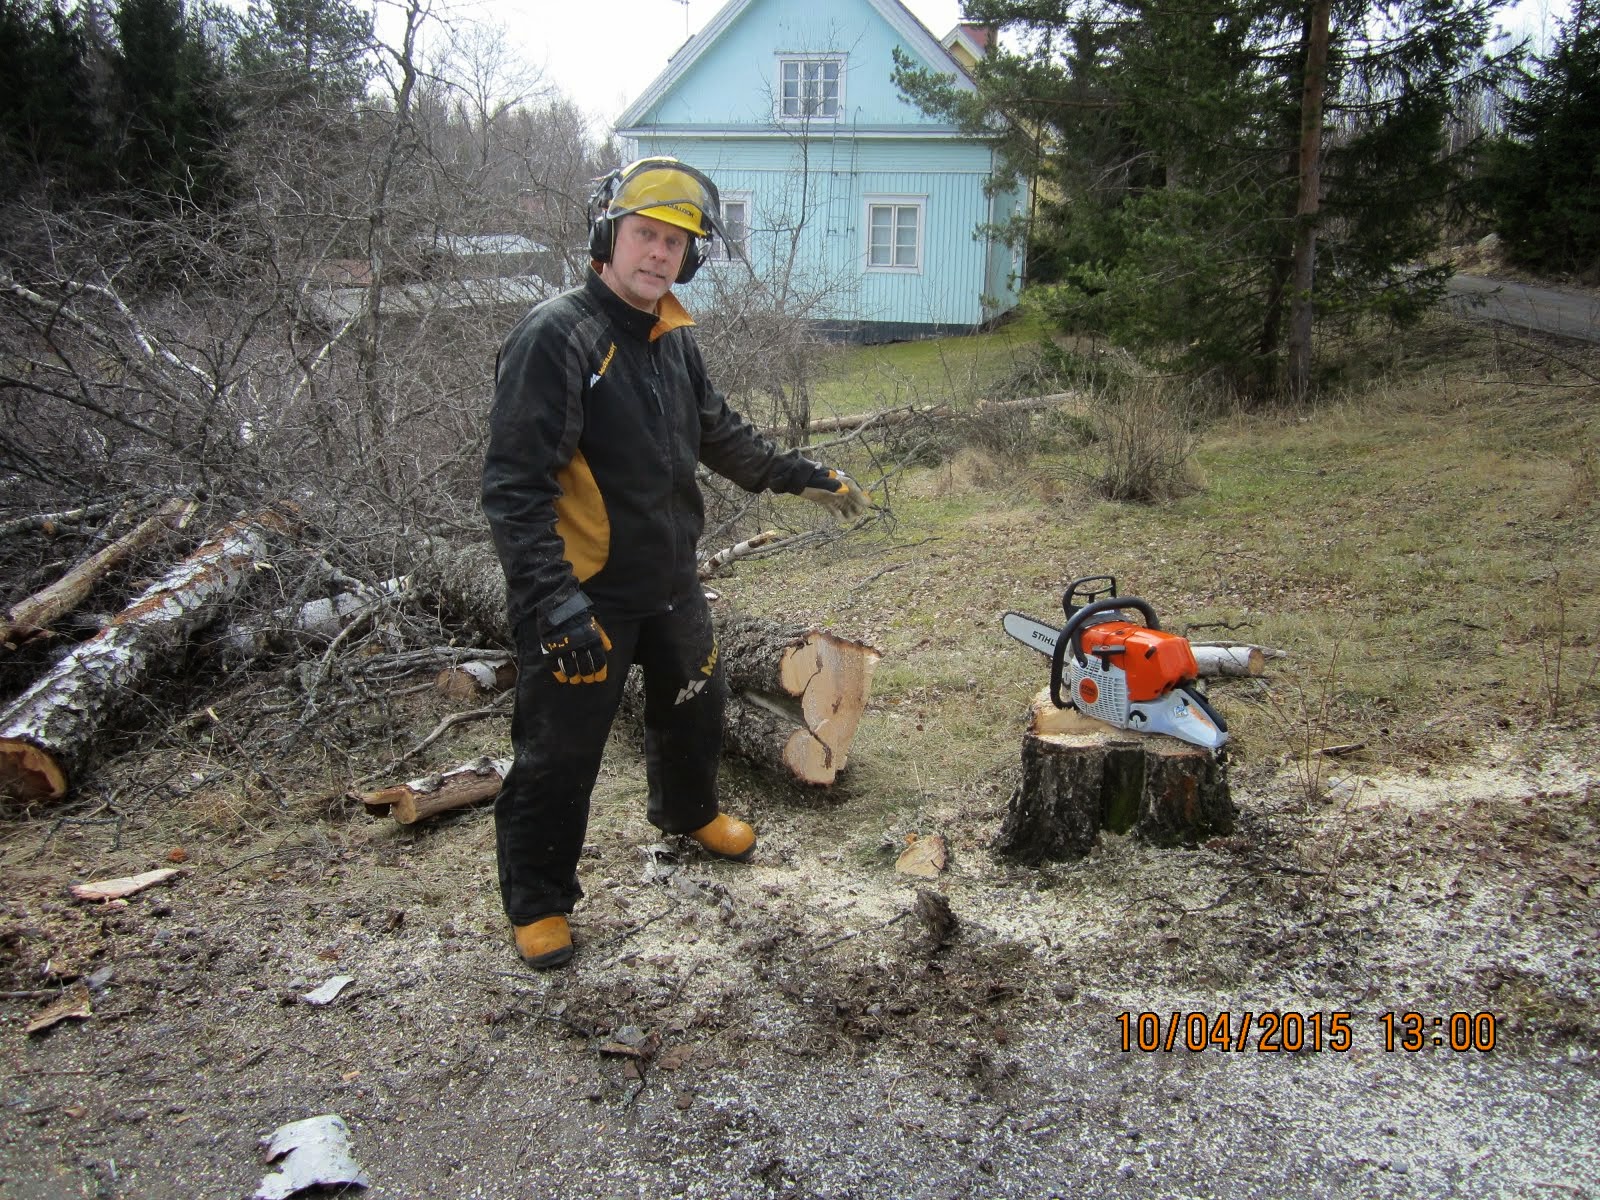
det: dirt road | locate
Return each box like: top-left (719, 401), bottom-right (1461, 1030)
top-left (1447, 275), bottom-right (1600, 343)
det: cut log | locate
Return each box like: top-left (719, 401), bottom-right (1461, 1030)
top-left (1, 497), bottom-right (196, 649)
top-left (716, 615), bottom-right (880, 783)
top-left (0, 504), bottom-right (302, 803)
top-left (994, 689), bottom-right (1234, 864)
top-left (413, 541), bottom-right (881, 787)
top-left (359, 756), bottom-right (508, 824)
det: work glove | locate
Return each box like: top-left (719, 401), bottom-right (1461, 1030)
top-left (540, 609), bottom-right (613, 684)
top-left (801, 464), bottom-right (871, 520)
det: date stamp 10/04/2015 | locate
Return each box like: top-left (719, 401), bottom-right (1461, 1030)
top-left (1115, 1010), bottom-right (1501, 1054)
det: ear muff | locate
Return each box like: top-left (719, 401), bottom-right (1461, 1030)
top-left (675, 239), bottom-right (704, 285)
top-left (587, 169), bottom-right (621, 265)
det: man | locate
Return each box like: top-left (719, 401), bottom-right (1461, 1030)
top-left (482, 157), bottom-right (869, 969)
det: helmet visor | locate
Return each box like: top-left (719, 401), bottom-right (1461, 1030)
top-left (605, 159), bottom-right (724, 242)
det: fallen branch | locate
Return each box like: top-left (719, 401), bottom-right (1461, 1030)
top-left (0, 502), bottom-right (120, 539)
top-left (2, 497), bottom-right (196, 650)
top-left (771, 390), bottom-right (1086, 438)
top-left (698, 530), bottom-right (782, 578)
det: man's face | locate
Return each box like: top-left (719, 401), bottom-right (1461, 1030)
top-left (600, 213), bottom-right (690, 312)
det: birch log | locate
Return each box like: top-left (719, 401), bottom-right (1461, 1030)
top-left (0, 505), bottom-right (302, 803)
top-left (1, 497), bottom-right (196, 649)
top-left (219, 576), bottom-right (410, 659)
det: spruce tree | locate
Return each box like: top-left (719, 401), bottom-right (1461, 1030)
top-left (1484, 1), bottom-right (1600, 278)
top-left (0, 1), bottom-right (109, 198)
top-left (111, 0), bottom-right (234, 209)
top-left (226, 0), bottom-right (374, 110)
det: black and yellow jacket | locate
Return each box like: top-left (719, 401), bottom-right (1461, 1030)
top-left (483, 269), bottom-right (814, 633)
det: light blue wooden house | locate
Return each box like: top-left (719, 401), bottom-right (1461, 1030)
top-left (615, 0), bottom-right (1024, 342)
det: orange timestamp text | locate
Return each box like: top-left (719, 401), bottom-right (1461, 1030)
top-left (1116, 1010), bottom-right (1500, 1054)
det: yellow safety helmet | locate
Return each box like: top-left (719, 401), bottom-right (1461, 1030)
top-left (589, 157), bottom-right (728, 282)
top-left (605, 157), bottom-right (719, 237)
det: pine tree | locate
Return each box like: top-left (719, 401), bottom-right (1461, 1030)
top-left (896, 0), bottom-right (1515, 397)
top-left (226, 0), bottom-right (374, 110)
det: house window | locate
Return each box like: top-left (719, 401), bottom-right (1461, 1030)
top-left (710, 194), bottom-right (751, 261)
top-left (778, 57), bottom-right (843, 120)
top-left (865, 198), bottom-right (924, 271)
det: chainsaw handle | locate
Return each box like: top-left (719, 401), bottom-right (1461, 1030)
top-left (1050, 597), bottom-right (1161, 708)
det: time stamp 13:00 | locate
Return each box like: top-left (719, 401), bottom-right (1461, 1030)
top-left (1116, 1010), bottom-right (1501, 1054)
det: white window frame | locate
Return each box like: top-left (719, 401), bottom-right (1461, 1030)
top-left (709, 192), bottom-right (752, 262)
top-left (775, 55), bottom-right (845, 122)
top-left (864, 195), bottom-right (926, 273)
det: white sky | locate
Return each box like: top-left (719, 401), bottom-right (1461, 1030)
top-left (445, 0), bottom-right (968, 130)
top-left (416, 0), bottom-right (1560, 133)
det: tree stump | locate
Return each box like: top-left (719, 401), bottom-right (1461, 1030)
top-left (995, 689), bottom-right (1234, 864)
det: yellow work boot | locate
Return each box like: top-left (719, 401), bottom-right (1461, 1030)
top-left (513, 915), bottom-right (573, 969)
top-left (687, 814), bottom-right (757, 862)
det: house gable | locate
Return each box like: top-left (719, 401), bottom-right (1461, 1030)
top-left (617, 0), bottom-right (974, 134)
top-left (612, 0), bottom-right (1021, 340)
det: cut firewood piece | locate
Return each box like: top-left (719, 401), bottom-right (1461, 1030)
top-left (411, 542), bottom-right (882, 787)
top-left (434, 658), bottom-right (516, 700)
top-left (359, 756), bottom-right (509, 824)
top-left (718, 615), bottom-right (880, 780)
top-left (0, 504), bottom-right (302, 803)
top-left (1, 497), bottom-right (196, 650)
top-left (994, 689), bottom-right (1234, 864)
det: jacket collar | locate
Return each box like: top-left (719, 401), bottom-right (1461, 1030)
top-left (584, 267), bottom-right (697, 343)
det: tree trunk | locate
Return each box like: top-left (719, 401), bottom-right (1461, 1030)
top-left (1287, 0), bottom-right (1332, 401)
top-left (616, 616), bottom-right (880, 787)
top-left (0, 505), bottom-right (303, 803)
top-left (219, 576), bottom-right (411, 659)
top-left (1, 497), bottom-right (196, 649)
top-left (994, 690), bottom-right (1234, 865)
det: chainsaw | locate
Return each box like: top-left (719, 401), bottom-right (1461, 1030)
top-left (1002, 576), bottom-right (1229, 751)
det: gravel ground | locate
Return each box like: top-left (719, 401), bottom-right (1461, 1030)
top-left (3, 734), bottom-right (1597, 1199)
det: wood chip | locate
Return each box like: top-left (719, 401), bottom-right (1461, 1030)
top-left (895, 834), bottom-right (947, 878)
top-left (68, 867), bottom-right (182, 902)
top-left (25, 984), bottom-right (92, 1035)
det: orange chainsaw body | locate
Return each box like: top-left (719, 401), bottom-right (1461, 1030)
top-left (1077, 621), bottom-right (1200, 703)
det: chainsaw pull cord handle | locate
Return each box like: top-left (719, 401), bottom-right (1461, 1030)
top-left (1050, 597), bottom-right (1161, 709)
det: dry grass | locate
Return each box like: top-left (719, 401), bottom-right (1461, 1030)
top-left (733, 309), bottom-right (1600, 843)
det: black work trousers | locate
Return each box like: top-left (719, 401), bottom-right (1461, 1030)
top-left (495, 593), bottom-right (724, 924)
